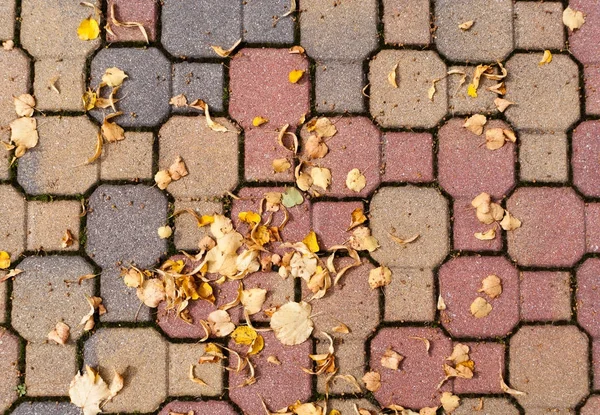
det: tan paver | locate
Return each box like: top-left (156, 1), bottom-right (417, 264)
top-left (25, 343), bottom-right (77, 396)
top-left (168, 342), bottom-right (223, 396)
top-left (27, 200), bottom-right (80, 251)
top-left (100, 132), bottom-right (155, 181)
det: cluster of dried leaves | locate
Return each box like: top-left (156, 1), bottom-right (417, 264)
top-left (470, 192), bottom-right (521, 241)
top-left (3, 94), bottom-right (38, 161)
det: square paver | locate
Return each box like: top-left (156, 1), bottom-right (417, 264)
top-left (586, 203), bottom-right (600, 253)
top-left (0, 184), bottom-right (26, 259)
top-left (520, 271), bottom-right (572, 322)
top-left (27, 200), bottom-right (81, 251)
top-left (315, 61), bottom-right (366, 113)
top-left (100, 132), bottom-right (154, 181)
top-left (173, 199), bottom-right (222, 251)
top-left (519, 132), bottom-right (568, 183)
top-left (26, 343), bottom-right (77, 396)
top-left (383, 0), bottom-right (430, 45)
top-left (384, 267), bottom-right (435, 322)
top-left (106, 0), bottom-right (158, 43)
top-left (382, 132), bottom-right (434, 183)
top-left (34, 58), bottom-right (86, 111)
top-left (168, 342), bottom-right (223, 396)
top-left (514, 2), bottom-right (564, 50)
top-left (0, 0), bottom-right (15, 40)
top-left (243, 0), bottom-right (295, 44)
top-left (171, 62), bottom-right (224, 114)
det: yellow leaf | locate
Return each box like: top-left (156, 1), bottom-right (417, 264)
top-left (231, 325), bottom-right (258, 345)
top-left (82, 89), bottom-right (97, 111)
top-left (238, 211), bottom-right (261, 225)
top-left (302, 230), bottom-right (320, 253)
top-left (154, 170), bottom-right (172, 190)
top-left (102, 67), bottom-right (128, 87)
top-left (347, 208), bottom-right (367, 231)
top-left (289, 69), bottom-right (305, 84)
top-left (248, 334), bottom-right (264, 355)
top-left (252, 116), bottom-right (268, 127)
top-left (198, 215), bottom-right (215, 227)
top-left (388, 63), bottom-right (398, 88)
top-left (539, 50), bottom-right (553, 66)
top-left (77, 17), bottom-right (100, 41)
top-left (157, 226), bottom-right (172, 239)
top-left (467, 83), bottom-right (478, 97)
top-left (210, 38), bottom-right (242, 57)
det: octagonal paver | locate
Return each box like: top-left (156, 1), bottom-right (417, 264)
top-left (509, 325), bottom-right (589, 413)
top-left (453, 341), bottom-right (505, 394)
top-left (507, 187), bottom-right (585, 267)
top-left (519, 132), bottom-right (569, 183)
top-left (454, 398), bottom-right (519, 415)
top-left (577, 258), bottom-right (600, 338)
top-left (504, 53), bottom-right (580, 131)
top-left (369, 50), bottom-right (447, 129)
top-left (453, 198), bottom-right (503, 252)
top-left (582, 396), bottom-right (600, 415)
top-left (0, 184), bottom-right (25, 259)
top-left (370, 186), bottom-right (450, 268)
top-left (439, 256), bottom-right (519, 338)
top-left (0, 329), bottom-right (20, 413)
top-left (573, 120), bottom-right (600, 197)
top-left (160, 401), bottom-right (237, 415)
top-left (11, 401), bottom-right (80, 415)
top-left (167, 342), bottom-right (223, 396)
top-left (569, 0), bottom-right (600, 65)
top-left (12, 256), bottom-right (95, 343)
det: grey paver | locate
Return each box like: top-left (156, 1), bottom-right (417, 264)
top-left (25, 343), bottom-right (77, 396)
top-left (0, 0), bottom-right (15, 40)
top-left (315, 61), bottom-right (365, 113)
top-left (519, 132), bottom-right (568, 183)
top-left (384, 267), bottom-right (435, 322)
top-left (89, 47), bottom-right (171, 128)
top-left (33, 58), bottom-right (86, 111)
top-left (299, 0), bottom-right (378, 61)
top-left (434, 0), bottom-right (514, 62)
top-left (161, 0), bottom-right (242, 58)
top-left (12, 402), bottom-right (80, 415)
top-left (99, 267), bottom-right (151, 323)
top-left (168, 342), bottom-right (224, 396)
top-left (171, 62), bottom-right (224, 114)
top-left (0, 329), bottom-right (19, 413)
top-left (173, 199), bottom-right (222, 251)
top-left (243, 0), bottom-right (295, 44)
top-left (27, 200), bottom-right (81, 251)
top-left (383, 0), bottom-right (431, 46)
top-left (370, 186), bottom-right (450, 268)
top-left (0, 184), bottom-right (26, 259)
top-left (454, 398), bottom-right (519, 415)
top-left (84, 327), bottom-right (168, 413)
top-left (17, 116), bottom-right (99, 195)
top-left (514, 2), bottom-right (565, 50)
top-left (369, 50), bottom-right (447, 128)
top-left (504, 53), bottom-right (580, 131)
top-left (12, 256), bottom-right (95, 342)
top-left (448, 65), bottom-right (499, 115)
top-left (99, 131), bottom-right (154, 181)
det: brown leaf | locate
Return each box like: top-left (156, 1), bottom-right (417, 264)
top-left (487, 82), bottom-right (506, 95)
top-left (211, 38), bottom-right (242, 57)
top-left (388, 231), bottom-right (419, 245)
top-left (478, 274), bottom-right (502, 299)
top-left (168, 156), bottom-right (189, 181)
top-left (305, 135), bottom-right (328, 159)
top-left (289, 45), bottom-right (305, 54)
top-left (470, 297), bottom-right (492, 318)
top-left (362, 371), bottom-right (381, 392)
top-left (381, 347), bottom-right (404, 370)
top-left (332, 323), bottom-right (350, 334)
top-left (48, 321), bottom-right (70, 345)
top-left (463, 114), bottom-right (487, 135)
top-left (101, 112), bottom-right (125, 143)
top-left (347, 208), bottom-right (367, 231)
top-left (61, 229), bottom-right (75, 248)
top-left (503, 129), bottom-right (517, 143)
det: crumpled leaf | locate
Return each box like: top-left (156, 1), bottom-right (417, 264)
top-left (61, 229), bottom-right (75, 248)
top-left (388, 63), bottom-right (398, 88)
top-left (289, 45), bottom-right (305, 54)
top-left (102, 67), bottom-right (128, 87)
top-left (69, 366), bottom-right (114, 415)
top-left (0, 251), bottom-right (11, 269)
top-left (487, 82), bottom-right (506, 95)
top-left (347, 208), bottom-right (367, 231)
top-left (80, 296), bottom-right (105, 331)
top-left (10, 117), bottom-right (38, 157)
top-left (282, 187), bottom-right (304, 208)
top-left (500, 372), bottom-right (527, 396)
top-left (311, 167), bottom-right (331, 191)
top-left (458, 20), bottom-right (474, 30)
top-left (306, 117), bottom-right (337, 139)
top-left (207, 309), bottom-right (235, 337)
top-left (157, 225), bottom-right (172, 239)
top-left (101, 112), bottom-right (125, 143)
top-left (470, 297), bottom-right (492, 318)
top-left (539, 50), bottom-right (552, 66)
top-left (136, 278), bottom-right (166, 307)
top-left (14, 94), bottom-right (36, 117)
top-left (428, 79), bottom-right (439, 101)
top-left (474, 228), bottom-right (496, 240)
top-left (188, 364), bottom-right (208, 386)
top-left (362, 371), bottom-right (381, 392)
top-left (154, 170), bottom-right (172, 190)
top-left (346, 168), bottom-right (366, 192)
top-left (211, 38), bottom-right (242, 57)
top-left (241, 288), bottom-right (267, 315)
top-left (253, 116), bottom-right (269, 127)
top-left (478, 274), bottom-right (502, 299)
top-left (302, 231), bottom-right (320, 253)
top-left (289, 70), bottom-right (305, 83)
top-left (192, 100), bottom-right (229, 132)
top-left (388, 231), bottom-right (419, 245)
top-left (563, 7), bottom-right (585, 31)
top-left (77, 17), bottom-right (100, 41)
top-left (289, 402), bottom-right (323, 415)
top-left (169, 94), bottom-right (187, 107)
top-left (463, 114), bottom-right (486, 135)
top-left (349, 226), bottom-right (379, 252)
top-left (48, 321), bottom-right (70, 345)
top-left (332, 323), bottom-right (350, 334)
top-left (108, 3), bottom-right (149, 44)
top-left (440, 392), bottom-right (460, 413)
top-left (368, 266), bottom-right (392, 289)
top-left (305, 135), bottom-right (328, 159)
top-left (273, 158), bottom-right (292, 173)
top-left (500, 210), bottom-right (521, 231)
top-left (494, 98), bottom-right (514, 112)
top-left (168, 156), bottom-right (189, 180)
top-left (381, 347), bottom-right (404, 370)
top-left (409, 336), bottom-right (431, 353)
top-left (270, 301), bottom-right (314, 345)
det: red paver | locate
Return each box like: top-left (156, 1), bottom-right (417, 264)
top-left (382, 132), bottom-right (434, 183)
top-left (520, 271), bottom-right (572, 322)
top-left (312, 201), bottom-right (363, 249)
top-left (585, 64), bottom-right (600, 115)
top-left (586, 203), bottom-right (600, 252)
top-left (594, 341), bottom-right (600, 391)
top-left (438, 118), bottom-right (516, 199)
top-left (577, 258), bottom-right (600, 337)
top-left (370, 327), bottom-right (452, 410)
top-left (452, 198), bottom-right (503, 252)
top-left (582, 395), bottom-right (600, 415)
top-left (573, 121), bottom-right (600, 197)
top-left (229, 48), bottom-right (310, 129)
top-left (453, 341), bottom-right (505, 394)
top-left (159, 401), bottom-right (237, 415)
top-left (507, 187), bottom-right (585, 267)
top-left (439, 256), bottom-right (519, 338)
top-left (107, 0), bottom-right (157, 43)
top-left (229, 331), bottom-right (311, 414)
top-left (568, 0), bottom-right (600, 64)
top-left (245, 128), bottom-right (295, 182)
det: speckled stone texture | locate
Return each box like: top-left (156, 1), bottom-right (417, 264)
top-left (0, 329), bottom-right (19, 413)
top-left (569, 0), bottom-right (600, 64)
top-left (521, 271), bottom-right (572, 322)
top-left (27, 200), bottom-right (80, 251)
top-left (452, 198), bottom-right (503, 252)
top-left (383, 0), bottom-right (430, 45)
top-left (577, 258), bottom-right (600, 337)
top-left (25, 343), bottom-right (76, 396)
top-left (0, 184), bottom-right (26, 259)
top-left (507, 187), bottom-right (585, 267)
top-left (243, 0), bottom-right (295, 44)
top-left (582, 396), bottom-right (600, 415)
top-left (573, 121), bottom-right (600, 196)
top-left (312, 201), bottom-right (363, 249)
top-left (11, 402), bottom-right (80, 415)
top-left (586, 203), bottom-right (600, 252)
top-left (595, 341), bottom-right (600, 391)
top-left (519, 132), bottom-right (568, 183)
top-left (168, 342), bottom-right (223, 396)
top-left (100, 131), bottom-right (154, 181)
top-left (0, 280), bottom-right (6, 323)
top-left (369, 50), bottom-right (447, 129)
top-left (160, 401), bottom-right (238, 415)
top-left (315, 61), bottom-right (365, 113)
top-left (509, 325), bottom-right (589, 413)
top-left (0, 0), bottom-right (15, 40)
top-left (453, 342), bottom-right (505, 394)
top-left (173, 200), bottom-right (222, 251)
top-left (514, 2), bottom-right (564, 50)
top-left (33, 58), bottom-right (86, 111)
top-left (447, 65), bottom-right (501, 115)
top-left (171, 62), bottom-right (224, 113)
top-left (454, 398), bottom-right (519, 415)
top-left (585, 65), bottom-right (600, 115)
top-left (99, 268), bottom-right (151, 323)
top-left (382, 132), bottom-right (434, 183)
top-left (106, 0), bottom-right (158, 43)
top-left (328, 399), bottom-right (379, 415)
top-left (244, 127), bottom-right (295, 182)
top-left (384, 267), bottom-right (436, 322)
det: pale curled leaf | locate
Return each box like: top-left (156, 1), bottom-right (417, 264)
top-left (388, 63), bottom-right (398, 88)
top-left (368, 266), bottom-right (392, 289)
top-left (102, 67), bottom-right (128, 88)
top-left (458, 20), bottom-right (474, 30)
top-left (500, 372), bottom-right (527, 396)
top-left (211, 38), bottom-right (242, 57)
top-left (311, 167), bottom-right (331, 191)
top-left (494, 98), bottom-right (514, 112)
top-left (109, 3), bottom-right (149, 43)
top-left (500, 210), bottom-right (521, 231)
top-left (463, 114), bottom-right (487, 135)
top-left (470, 297), bottom-right (492, 318)
top-left (362, 371), bottom-right (381, 392)
top-left (14, 94), bottom-right (36, 117)
top-left (478, 274), bottom-right (502, 299)
top-left (169, 94), bottom-right (187, 107)
top-left (409, 336), bottom-right (431, 353)
top-left (563, 7), bottom-right (585, 31)
top-left (440, 392), bottom-right (460, 413)
top-left (270, 301), bottom-right (314, 345)
top-left (381, 347), bottom-right (404, 370)
top-left (69, 366), bottom-right (112, 415)
top-left (474, 228), bottom-right (496, 240)
top-left (346, 168), bottom-right (366, 192)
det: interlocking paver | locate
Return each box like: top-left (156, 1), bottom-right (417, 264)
top-left (447, 65), bottom-right (501, 115)
top-left (577, 258), bottom-right (600, 337)
top-left (453, 198), bottom-right (503, 252)
top-left (27, 200), bottom-right (80, 251)
top-left (383, 0), bottom-right (430, 46)
top-left (315, 61), bottom-right (366, 113)
top-left (159, 401), bottom-right (238, 415)
top-left (33, 58), bottom-right (86, 111)
top-left (25, 343), bottom-right (76, 396)
top-left (509, 325), bottom-right (589, 413)
top-left (573, 120), bottom-right (600, 196)
top-left (384, 267), bottom-right (435, 322)
top-left (504, 53), bottom-right (580, 131)
top-left (312, 201), bottom-right (363, 249)
top-left (370, 186), bottom-right (450, 268)
top-left (171, 62), bottom-right (224, 114)
top-left (0, 0), bottom-right (15, 40)
top-left (0, 329), bottom-right (19, 413)
top-left (11, 402), bottom-right (80, 415)
top-left (159, 115), bottom-right (240, 198)
top-left (106, 0), bottom-right (158, 43)
top-left (521, 271), bottom-right (572, 322)
top-left (439, 256), bottom-right (519, 338)
top-left (585, 64), bottom-right (600, 115)
top-left (434, 0), bottom-right (513, 62)
top-left (0, 279), bottom-right (6, 323)
top-left (100, 267), bottom-right (151, 322)
top-left (382, 132), bottom-right (434, 183)
top-left (243, 0), bottom-right (295, 44)
top-left (243, 271), bottom-right (296, 323)
top-left (89, 48), bottom-right (171, 128)
top-left (299, 0), bottom-right (378, 61)
top-left (17, 116), bottom-right (99, 195)
top-left (316, 339), bottom-right (365, 395)
top-left (438, 118), bottom-right (516, 199)
top-left (173, 199), bottom-right (223, 251)
top-left (507, 187), bottom-right (585, 267)
top-left (84, 327), bottom-right (168, 413)
top-left (100, 131), bottom-right (154, 181)
top-left (168, 342), bottom-right (223, 396)
top-left (369, 50), bottom-right (447, 129)
top-left (569, 0), bottom-right (600, 64)
top-left (0, 184), bottom-right (25, 259)
top-left (162, 0), bottom-right (242, 58)
top-left (244, 128), bottom-right (295, 182)
top-left (453, 342), bottom-right (505, 394)
top-left (514, 2), bottom-right (565, 50)
top-left (519, 132), bottom-right (569, 183)
top-left (370, 327), bottom-right (452, 409)
top-left (582, 396), bottom-right (600, 415)
top-left (454, 398), bottom-right (519, 415)
top-left (594, 342), bottom-right (600, 390)
top-left (586, 203), bottom-right (600, 252)
top-left (11, 256), bottom-right (95, 342)
top-left (328, 399), bottom-right (379, 414)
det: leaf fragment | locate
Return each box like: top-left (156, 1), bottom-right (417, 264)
top-left (485, 127), bottom-right (506, 150)
top-left (289, 45), bottom-right (305, 54)
top-left (289, 70), bottom-right (305, 84)
top-left (188, 364), bottom-right (208, 386)
top-left (0, 252), bottom-right (10, 270)
top-left (362, 371), bottom-right (381, 392)
top-left (282, 187), bottom-right (304, 208)
top-left (302, 231), bottom-right (320, 253)
top-left (109, 3), bottom-right (150, 44)
top-left (311, 167), bottom-right (332, 191)
top-left (305, 135), bottom-right (329, 159)
top-left (539, 50), bottom-right (553, 66)
top-left (494, 98), bottom-right (514, 112)
top-left (500, 372), bottom-right (527, 396)
top-left (61, 229), bottom-right (75, 248)
top-left (346, 168), bottom-right (366, 192)
top-left (428, 79), bottom-right (439, 101)
top-left (437, 295), bottom-right (447, 311)
top-left (440, 392), bottom-right (460, 413)
top-left (241, 288), bottom-right (267, 315)
top-left (347, 208), bottom-right (367, 231)
top-left (48, 321), bottom-right (70, 345)
top-left (388, 63), bottom-right (398, 88)
top-left (332, 323), bottom-right (350, 334)
top-left (211, 38), bottom-right (242, 57)
top-left (273, 158), bottom-right (292, 173)
top-left (10, 117), bottom-right (38, 157)
top-left (69, 366), bottom-right (112, 415)
top-left (102, 67), bottom-right (128, 88)
top-left (474, 228), bottom-right (496, 240)
top-left (368, 266), bottom-right (392, 289)
top-left (253, 116), bottom-right (269, 127)
top-left (563, 7), bottom-right (585, 31)
top-left (470, 297), bottom-right (492, 318)
top-left (207, 309), bottom-right (235, 337)
top-left (459, 20), bottom-right (474, 30)
top-left (381, 347), bottom-right (404, 370)
top-left (463, 114), bottom-right (487, 135)
top-left (500, 210), bottom-right (521, 231)
top-left (101, 112), bottom-right (125, 143)
top-left (169, 94), bottom-right (187, 107)
top-left (409, 336), bottom-right (431, 353)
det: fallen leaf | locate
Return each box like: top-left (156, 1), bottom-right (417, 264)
top-left (77, 17), bottom-right (100, 41)
top-left (539, 50), bottom-right (552, 66)
top-left (207, 310), bottom-right (235, 337)
top-left (270, 301), bottom-right (314, 345)
top-left (419, 408), bottom-right (438, 415)
top-left (48, 321), bottom-right (70, 345)
top-left (311, 167), bottom-right (331, 191)
top-left (289, 45), bottom-right (305, 54)
top-left (362, 371), bottom-right (381, 392)
top-left (368, 266), bottom-right (392, 289)
top-left (332, 323), bottom-right (350, 334)
top-left (272, 158), bottom-right (292, 173)
top-left (0, 252), bottom-right (10, 270)
top-left (470, 297), bottom-right (492, 318)
top-left (388, 63), bottom-right (398, 88)
top-left (14, 94), bottom-right (35, 117)
top-left (302, 231), bottom-right (320, 253)
top-left (459, 20), bottom-right (474, 30)
top-left (409, 336), bottom-right (431, 353)
top-left (282, 187), bottom-right (304, 208)
top-left (239, 211), bottom-right (261, 225)
top-left (101, 113), bottom-right (125, 143)
top-left (61, 230), bottom-right (75, 248)
top-left (136, 278), bottom-right (166, 308)
top-left (447, 343), bottom-right (470, 365)
top-left (471, 192), bottom-right (491, 210)
top-left (494, 98), bottom-right (514, 112)
top-left (211, 38), bottom-right (242, 57)
top-left (500, 210), bottom-right (521, 231)
top-left (306, 117), bottom-right (337, 138)
top-left (503, 129), bottom-right (517, 143)
top-left (252, 116), bottom-right (268, 127)
top-left (478, 274), bottom-right (502, 299)
top-left (485, 128), bottom-right (506, 150)
top-left (241, 288), bottom-right (267, 315)
top-left (102, 67), bottom-right (128, 87)
top-left (108, 3), bottom-right (149, 43)
top-left (437, 295), bottom-right (447, 310)
top-left (107, 372), bottom-right (124, 402)
top-left (10, 117), bottom-right (38, 157)
top-left (2, 40), bottom-right (14, 50)
top-left (157, 225), bottom-right (172, 239)
top-left (168, 156), bottom-right (188, 180)
top-left (80, 296), bottom-right (104, 331)
top-left (289, 70), bottom-right (305, 84)
top-left (476, 202), bottom-right (504, 224)
top-left (289, 402), bottom-right (323, 415)
top-left (69, 366), bottom-right (112, 415)
top-left (500, 372), bottom-right (527, 396)
top-left (193, 100), bottom-right (229, 132)
top-left (305, 135), bottom-right (328, 159)
top-left (267, 355), bottom-right (282, 365)
top-left (169, 94), bottom-right (187, 107)
top-left (463, 114), bottom-right (487, 135)
top-left (467, 84), bottom-right (478, 98)
top-left (474, 228), bottom-right (496, 240)
top-left (428, 79), bottom-right (439, 101)
top-left (381, 347), bottom-right (404, 370)
top-left (0, 268), bottom-right (23, 283)
top-left (188, 364), bottom-right (208, 386)
top-left (440, 392), bottom-right (460, 413)
top-left (82, 89), bottom-right (97, 111)
top-left (347, 208), bottom-right (367, 231)
top-left (388, 231), bottom-right (419, 245)
top-left (349, 226), bottom-right (379, 252)
top-left (563, 7), bottom-right (585, 31)
top-left (154, 170), bottom-right (172, 190)
top-left (346, 168), bottom-right (366, 192)
top-left (487, 82), bottom-right (506, 95)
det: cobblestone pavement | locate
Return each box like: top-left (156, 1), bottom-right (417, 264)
top-left (1, 0), bottom-right (600, 414)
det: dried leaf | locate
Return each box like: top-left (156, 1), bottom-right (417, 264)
top-left (14, 94), bottom-right (36, 117)
top-left (207, 310), bottom-right (235, 337)
top-left (470, 297), bottom-right (492, 318)
top-left (305, 135), bottom-right (328, 159)
top-left (48, 321), bottom-right (70, 345)
top-left (437, 295), bottom-right (447, 311)
top-left (500, 210), bottom-right (521, 231)
top-left (428, 79), bottom-right (439, 101)
top-left (440, 392), bottom-right (460, 413)
top-left (471, 192), bottom-right (491, 210)
top-left (349, 226), bottom-right (379, 252)
top-left (154, 170), bottom-right (172, 190)
top-left (77, 17), bottom-right (100, 41)
top-left (270, 301), bottom-right (314, 346)
top-left (168, 156), bottom-right (188, 181)
top-left (109, 3), bottom-right (149, 43)
top-left (268, 355), bottom-right (282, 365)
top-left (169, 94), bottom-right (187, 107)
top-left (388, 63), bottom-right (398, 88)
top-left (485, 128), bottom-right (506, 150)
top-left (463, 114), bottom-right (487, 135)
top-left (332, 323), bottom-right (350, 334)
top-left (409, 336), bottom-right (431, 353)
top-left (195, 101), bottom-right (228, 132)
top-left (188, 364), bottom-right (208, 386)
top-left (10, 117), bottom-right (38, 157)
top-left (2, 40), bottom-right (14, 50)
top-left (487, 82), bottom-right (506, 95)
top-left (282, 187), bottom-right (304, 208)
top-left (0, 268), bottom-right (23, 283)
top-left (419, 408), bottom-right (437, 415)
top-left (107, 372), bottom-right (124, 402)
top-left (157, 226), bottom-right (172, 239)
top-left (388, 231), bottom-right (419, 245)
top-left (447, 343), bottom-right (470, 365)
top-left (347, 208), bottom-right (367, 231)
top-left (101, 113), bottom-right (125, 143)
top-left (0, 252), bottom-right (10, 270)
top-left (474, 228), bottom-right (496, 240)
top-left (503, 129), bottom-right (516, 143)
top-left (494, 98), bottom-right (514, 112)
top-left (102, 67), bottom-right (128, 88)
top-left (459, 20), bottom-right (474, 30)
top-left (289, 45), bottom-right (305, 54)
top-left (346, 168), bottom-right (366, 192)
top-left (211, 38), bottom-right (242, 57)
top-left (289, 70), bottom-right (305, 84)
top-left (306, 117), bottom-right (337, 139)
top-left (362, 371), bottom-right (381, 392)
top-left (241, 288), bottom-right (267, 315)
top-left (539, 50), bottom-right (553, 66)
top-left (381, 347), bottom-right (404, 370)
top-left (69, 366), bottom-right (112, 415)
top-left (136, 278), bottom-right (166, 307)
top-left (253, 116), bottom-right (269, 127)
top-left (500, 372), bottom-right (526, 396)
top-left (311, 167), bottom-right (331, 191)
top-left (478, 274), bottom-right (502, 299)
top-left (61, 229), bottom-right (75, 248)
top-left (82, 89), bottom-right (97, 111)
top-left (368, 266), bottom-right (392, 289)
top-left (302, 231), bottom-right (320, 253)
top-left (563, 7), bottom-right (585, 31)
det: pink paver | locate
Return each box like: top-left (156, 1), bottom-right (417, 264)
top-left (577, 258), bottom-right (600, 338)
top-left (453, 342), bottom-right (505, 394)
top-left (229, 331), bottom-right (312, 415)
top-left (573, 121), bottom-right (600, 197)
top-left (568, 0), bottom-right (600, 64)
top-left (312, 201), bottom-right (363, 249)
top-left (452, 199), bottom-right (503, 252)
top-left (438, 118), bottom-right (516, 199)
top-left (586, 203), bottom-right (600, 252)
top-left (106, 0), bottom-right (157, 43)
top-left (585, 64), bottom-right (600, 115)
top-left (507, 187), bottom-right (585, 267)
top-left (439, 256), bottom-right (519, 338)
top-left (582, 395), bottom-right (600, 415)
top-left (520, 271), bottom-right (572, 322)
top-left (370, 327), bottom-right (452, 410)
top-left (159, 400), bottom-right (237, 415)
top-left (594, 341), bottom-right (600, 390)
top-left (229, 48), bottom-right (310, 129)
top-left (245, 128), bottom-right (295, 182)
top-left (382, 132), bottom-right (434, 183)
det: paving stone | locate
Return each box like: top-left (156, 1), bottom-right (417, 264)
top-left (582, 396), bottom-right (600, 415)
top-left (504, 53), bottom-right (580, 131)
top-left (438, 118), bottom-right (516, 199)
top-left (586, 203), bottom-right (600, 253)
top-left (509, 325), bottom-right (589, 412)
top-left (439, 256), bottom-right (519, 338)
top-left (12, 256), bottom-right (94, 342)
top-left (370, 327), bottom-right (452, 409)
top-left (100, 267), bottom-right (151, 323)
top-left (17, 116), bottom-right (99, 195)
top-left (27, 200), bottom-right (80, 252)
top-left (594, 341), bottom-right (600, 390)
top-left (568, 0), bottom-right (600, 64)
top-left (229, 48), bottom-right (310, 129)
top-left (585, 64), bottom-right (600, 115)
top-left (299, 0), bottom-right (378, 61)
top-left (159, 116), bottom-right (239, 198)
top-left (514, 2), bottom-right (565, 50)
top-left (168, 342), bottom-right (223, 396)
top-left (573, 121), bottom-right (600, 197)
top-left (0, 329), bottom-right (19, 413)
top-left (521, 271), bottom-right (572, 322)
top-left (243, 0), bottom-right (295, 44)
top-left (328, 399), bottom-right (379, 415)
top-left (173, 199), bottom-right (223, 251)
top-left (316, 338), bottom-right (366, 395)
top-left (84, 327), bottom-right (168, 413)
top-left (447, 65), bottom-right (501, 115)
top-left (25, 343), bottom-right (76, 396)
top-left (242, 271), bottom-right (295, 323)
top-left (161, 0), bottom-right (242, 58)
top-left (229, 331), bottom-right (311, 414)
top-left (434, 0), bottom-right (513, 62)
top-left (453, 198), bottom-right (504, 252)
top-left (315, 61), bottom-right (365, 113)
top-left (20, 0), bottom-right (100, 58)
top-left (370, 186), bottom-right (450, 268)
top-left (0, 0), bottom-right (15, 40)
top-left (159, 401), bottom-right (238, 415)
top-left (453, 398), bottom-right (519, 415)
top-left (382, 132), bottom-right (434, 183)
top-left (171, 62), bottom-right (224, 114)
top-left (244, 128), bottom-right (295, 182)
top-left (89, 48), bottom-right (171, 128)
top-left (0, 279), bottom-right (6, 323)
top-left (369, 50), bottom-right (447, 129)
top-left (99, 131), bottom-right (154, 181)
top-left (519, 132), bottom-right (569, 183)
top-left (106, 0), bottom-right (158, 43)
top-left (11, 401), bottom-right (80, 415)
top-left (33, 58), bottom-right (85, 111)
top-left (384, 267), bottom-right (435, 322)
top-left (453, 342), bottom-right (505, 394)
top-left (577, 258), bottom-right (600, 337)
top-left (299, 116), bottom-right (381, 197)
top-left (0, 184), bottom-right (26, 259)
top-left (507, 187), bottom-right (585, 267)
top-left (312, 201), bottom-right (363, 249)
top-left (382, 0), bottom-right (430, 46)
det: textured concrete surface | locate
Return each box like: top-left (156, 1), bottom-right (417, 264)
top-left (382, 132), bottom-right (434, 183)
top-left (0, 329), bottom-right (19, 413)
top-left (521, 271), bottom-right (572, 322)
top-left (519, 132), bottom-right (568, 183)
top-left (25, 343), bottom-right (77, 396)
top-left (569, 0), bottom-right (600, 64)
top-left (159, 401), bottom-right (238, 415)
top-left (514, 2), bottom-right (564, 50)
top-left (27, 200), bottom-right (80, 251)
top-left (173, 199), bottom-right (223, 250)
top-left (100, 131), bottom-right (154, 181)
top-left (315, 61), bottom-right (365, 113)
top-left (33, 58), bottom-right (86, 111)
top-left (168, 342), bottom-right (223, 396)
top-left (312, 201), bottom-right (363, 249)
top-left (447, 65), bottom-right (501, 115)
top-left (171, 62), bottom-right (224, 113)
top-left (11, 402), bottom-right (80, 415)
top-left (573, 120), bottom-right (600, 196)
top-left (586, 203), bottom-right (600, 253)
top-left (0, 184), bottom-right (26, 259)
top-left (384, 267), bottom-right (435, 322)
top-left (453, 341), bottom-right (505, 393)
top-left (585, 64), bottom-right (600, 115)
top-left (106, 0), bottom-right (158, 43)
top-left (383, 0), bottom-right (430, 46)
top-left (243, 0), bottom-right (295, 44)
top-left (0, 0), bottom-right (15, 40)
top-left (454, 398), bottom-right (519, 415)
top-left (577, 258), bottom-right (600, 337)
